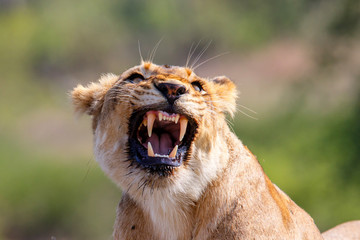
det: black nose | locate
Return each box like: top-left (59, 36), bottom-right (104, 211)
top-left (155, 83), bottom-right (187, 104)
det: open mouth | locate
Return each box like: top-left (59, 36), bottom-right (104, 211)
top-left (128, 109), bottom-right (197, 176)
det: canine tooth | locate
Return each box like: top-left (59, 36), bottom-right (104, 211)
top-left (147, 113), bottom-right (156, 137)
top-left (179, 117), bottom-right (188, 141)
top-left (175, 114), bottom-right (180, 124)
top-left (159, 112), bottom-right (163, 121)
top-left (147, 142), bottom-right (155, 157)
top-left (169, 145), bottom-right (178, 158)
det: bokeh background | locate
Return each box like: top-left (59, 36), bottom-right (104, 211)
top-left (1, 0), bottom-right (359, 239)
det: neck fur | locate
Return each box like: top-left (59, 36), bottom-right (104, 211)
top-left (138, 128), bottom-right (231, 240)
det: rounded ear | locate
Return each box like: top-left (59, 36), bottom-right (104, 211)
top-left (70, 73), bottom-right (118, 116)
top-left (209, 76), bottom-right (237, 117)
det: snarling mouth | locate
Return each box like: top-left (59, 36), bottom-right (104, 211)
top-left (128, 109), bottom-right (197, 176)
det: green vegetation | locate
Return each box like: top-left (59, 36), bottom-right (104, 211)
top-left (234, 103), bottom-right (360, 231)
top-left (0, 133), bottom-right (119, 239)
top-left (0, 0), bottom-right (359, 239)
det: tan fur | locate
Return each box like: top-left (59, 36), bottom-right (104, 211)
top-left (322, 221), bottom-right (360, 240)
top-left (185, 68), bottom-right (192, 77)
top-left (71, 62), bottom-right (359, 240)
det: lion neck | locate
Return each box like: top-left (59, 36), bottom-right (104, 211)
top-left (137, 118), bottom-right (234, 240)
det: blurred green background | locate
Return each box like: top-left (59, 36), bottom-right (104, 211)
top-left (1, 0), bottom-right (359, 239)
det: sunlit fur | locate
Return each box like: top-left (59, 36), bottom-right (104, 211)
top-left (72, 62), bottom-right (360, 240)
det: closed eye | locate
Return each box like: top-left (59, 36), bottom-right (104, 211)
top-left (125, 73), bottom-right (145, 83)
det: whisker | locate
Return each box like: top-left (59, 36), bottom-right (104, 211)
top-left (193, 52), bottom-right (230, 70)
top-left (138, 40), bottom-right (144, 63)
top-left (203, 99), bottom-right (258, 120)
top-left (186, 39), bottom-right (202, 68)
top-left (238, 104), bottom-right (257, 114)
top-left (191, 40), bottom-right (212, 69)
top-left (237, 109), bottom-right (258, 120)
top-left (82, 157), bottom-right (94, 182)
top-left (185, 42), bottom-right (195, 68)
top-left (226, 119), bottom-right (236, 133)
top-left (149, 37), bottom-right (164, 63)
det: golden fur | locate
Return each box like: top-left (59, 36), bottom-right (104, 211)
top-left (72, 62), bottom-right (360, 239)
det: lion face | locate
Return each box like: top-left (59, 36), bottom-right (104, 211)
top-left (72, 62), bottom-right (237, 200)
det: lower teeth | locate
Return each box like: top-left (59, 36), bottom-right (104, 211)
top-left (147, 142), bottom-right (178, 158)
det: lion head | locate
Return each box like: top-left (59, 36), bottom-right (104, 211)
top-left (71, 62), bottom-right (237, 203)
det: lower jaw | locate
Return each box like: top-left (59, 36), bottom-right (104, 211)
top-left (135, 155), bottom-right (182, 168)
top-left (129, 138), bottom-right (188, 175)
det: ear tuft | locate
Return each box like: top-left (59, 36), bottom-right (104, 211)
top-left (70, 73), bottom-right (118, 116)
top-left (210, 76), bottom-right (238, 117)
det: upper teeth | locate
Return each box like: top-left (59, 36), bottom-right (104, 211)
top-left (157, 112), bottom-right (180, 122)
top-left (142, 111), bottom-right (188, 158)
top-left (147, 113), bottom-right (156, 137)
top-left (179, 116), bottom-right (187, 142)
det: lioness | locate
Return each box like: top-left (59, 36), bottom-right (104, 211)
top-left (71, 62), bottom-right (360, 239)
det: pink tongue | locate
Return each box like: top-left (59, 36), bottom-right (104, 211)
top-left (147, 134), bottom-right (160, 153)
top-left (159, 133), bottom-right (172, 155)
top-left (146, 133), bottom-right (173, 155)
